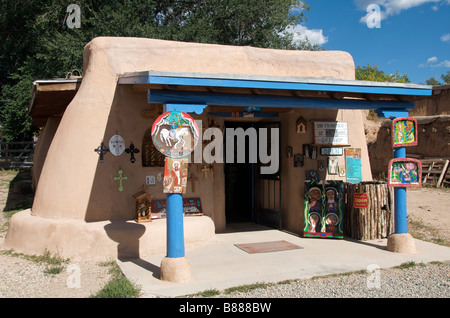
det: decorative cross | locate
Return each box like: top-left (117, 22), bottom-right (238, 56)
top-left (125, 143), bottom-right (140, 163)
top-left (94, 142), bottom-right (109, 163)
top-left (113, 169), bottom-right (127, 192)
top-left (187, 173), bottom-right (199, 192)
top-left (201, 165), bottom-right (209, 179)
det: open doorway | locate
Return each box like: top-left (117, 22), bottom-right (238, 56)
top-left (224, 122), bottom-right (255, 223)
top-left (224, 121), bottom-right (281, 228)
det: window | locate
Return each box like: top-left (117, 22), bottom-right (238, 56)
top-left (142, 128), bottom-right (165, 167)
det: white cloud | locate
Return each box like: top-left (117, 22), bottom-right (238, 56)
top-left (285, 25), bottom-right (328, 46)
top-left (441, 33), bottom-right (450, 42)
top-left (356, 0), bottom-right (446, 23)
top-left (420, 56), bottom-right (450, 67)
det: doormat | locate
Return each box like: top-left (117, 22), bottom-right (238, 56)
top-left (234, 240), bottom-right (303, 254)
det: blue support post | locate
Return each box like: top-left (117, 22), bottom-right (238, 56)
top-left (393, 147), bottom-right (408, 234)
top-left (166, 193), bottom-right (185, 258)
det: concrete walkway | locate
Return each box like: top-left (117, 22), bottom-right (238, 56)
top-left (116, 224), bottom-right (450, 298)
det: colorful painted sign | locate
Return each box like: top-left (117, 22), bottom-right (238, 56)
top-left (163, 157), bottom-right (188, 193)
top-left (392, 117), bottom-right (418, 148)
top-left (345, 148), bottom-right (362, 184)
top-left (388, 158), bottom-right (422, 187)
top-left (304, 181), bottom-right (344, 239)
top-left (151, 110), bottom-right (200, 158)
top-left (151, 197), bottom-right (203, 219)
top-left (354, 193), bottom-right (369, 209)
top-left (314, 122), bottom-right (348, 145)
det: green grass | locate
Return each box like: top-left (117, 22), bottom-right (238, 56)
top-left (0, 248), bottom-right (69, 275)
top-left (89, 260), bottom-right (142, 298)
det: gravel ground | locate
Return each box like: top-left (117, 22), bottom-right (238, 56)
top-left (211, 261), bottom-right (450, 298)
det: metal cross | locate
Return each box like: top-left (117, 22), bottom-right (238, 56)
top-left (94, 142), bottom-right (109, 163)
top-left (125, 143), bottom-right (140, 163)
top-left (113, 169), bottom-right (127, 192)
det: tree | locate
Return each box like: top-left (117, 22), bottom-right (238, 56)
top-left (0, 0), bottom-right (314, 142)
top-left (425, 77), bottom-right (442, 86)
top-left (355, 63), bottom-right (410, 83)
top-left (441, 71), bottom-right (450, 84)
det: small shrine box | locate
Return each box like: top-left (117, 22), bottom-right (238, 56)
top-left (133, 185), bottom-right (152, 223)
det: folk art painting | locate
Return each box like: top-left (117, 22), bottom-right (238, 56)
top-left (388, 158), bottom-right (422, 187)
top-left (392, 117), bottom-right (418, 148)
top-left (304, 181), bottom-right (344, 239)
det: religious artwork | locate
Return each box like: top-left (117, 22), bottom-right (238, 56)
top-left (306, 170), bottom-right (320, 181)
top-left (317, 160), bottom-right (325, 172)
top-left (339, 166), bottom-right (346, 177)
top-left (328, 157), bottom-right (339, 175)
top-left (132, 185), bottom-right (152, 223)
top-left (303, 144), bottom-right (310, 158)
top-left (311, 146), bottom-right (318, 160)
top-left (163, 157), bottom-right (188, 193)
top-left (296, 117), bottom-right (307, 134)
top-left (388, 158), bottom-right (422, 187)
top-left (314, 122), bottom-right (348, 145)
top-left (304, 181), bottom-right (344, 239)
top-left (113, 169), bottom-right (127, 192)
top-left (151, 197), bottom-right (203, 219)
top-left (151, 110), bottom-right (200, 158)
top-left (286, 146), bottom-right (293, 158)
top-left (125, 143), bottom-right (140, 163)
top-left (94, 142), bottom-right (109, 163)
top-left (109, 134), bottom-right (125, 156)
top-left (345, 148), bottom-right (362, 184)
top-left (294, 154), bottom-right (304, 167)
top-left (392, 117), bottom-right (418, 148)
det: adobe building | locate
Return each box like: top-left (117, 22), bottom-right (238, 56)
top-left (5, 37), bottom-right (431, 260)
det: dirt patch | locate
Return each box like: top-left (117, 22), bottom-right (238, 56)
top-left (407, 187), bottom-right (450, 246)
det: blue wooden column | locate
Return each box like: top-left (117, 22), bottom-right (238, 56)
top-left (377, 109), bottom-right (410, 235)
top-left (166, 193), bottom-right (185, 258)
top-left (393, 147), bottom-right (408, 234)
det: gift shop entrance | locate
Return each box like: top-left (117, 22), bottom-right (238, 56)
top-left (224, 121), bottom-right (281, 229)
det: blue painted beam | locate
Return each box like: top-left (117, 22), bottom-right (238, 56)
top-left (143, 75), bottom-right (432, 97)
top-left (148, 89), bottom-right (414, 110)
top-left (393, 147), bottom-right (408, 234)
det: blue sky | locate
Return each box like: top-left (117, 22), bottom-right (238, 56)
top-left (292, 0), bottom-right (450, 84)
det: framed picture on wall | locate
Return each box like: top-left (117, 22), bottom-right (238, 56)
top-left (294, 154), bottom-right (304, 167)
top-left (328, 157), bottom-right (339, 175)
top-left (303, 144), bottom-right (310, 158)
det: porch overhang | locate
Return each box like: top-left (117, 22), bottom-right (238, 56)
top-left (118, 71), bottom-right (432, 116)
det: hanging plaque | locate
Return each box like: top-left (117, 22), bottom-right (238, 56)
top-left (151, 110), bottom-right (200, 158)
top-left (109, 134), bottom-right (125, 156)
top-left (163, 157), bottom-right (188, 194)
top-left (392, 117), bottom-right (418, 148)
top-left (388, 158), bottom-right (422, 187)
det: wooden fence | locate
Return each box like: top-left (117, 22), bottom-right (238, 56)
top-left (420, 158), bottom-right (450, 188)
top-left (0, 141), bottom-right (35, 169)
top-left (344, 181), bottom-right (395, 241)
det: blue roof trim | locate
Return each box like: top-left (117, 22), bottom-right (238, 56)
top-left (148, 89), bottom-right (415, 110)
top-left (118, 71), bottom-right (432, 97)
top-left (145, 75), bottom-right (431, 96)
